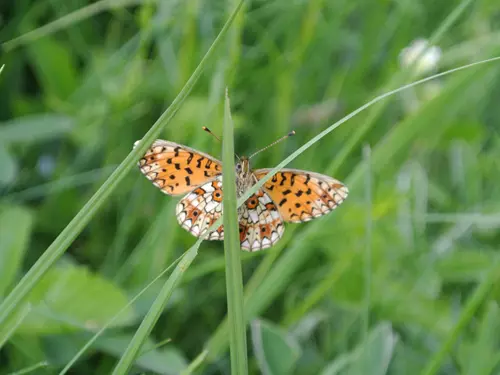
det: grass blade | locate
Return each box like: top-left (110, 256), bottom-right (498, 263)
top-left (7, 361), bottom-right (49, 375)
top-left (362, 145), bottom-right (372, 345)
top-left (58, 254), bottom-right (184, 374)
top-left (180, 350), bottom-right (209, 375)
top-left (2, 0), bottom-right (152, 51)
top-left (328, 0), bottom-right (476, 175)
top-left (222, 89), bottom-right (248, 374)
top-left (110, 245), bottom-right (199, 375)
top-left (0, 0), bottom-right (246, 331)
top-left (0, 304), bottom-right (31, 350)
top-left (420, 258), bottom-right (500, 375)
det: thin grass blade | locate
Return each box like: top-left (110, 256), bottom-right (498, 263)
top-left (58, 254), bottom-right (184, 374)
top-left (110, 245), bottom-right (199, 375)
top-left (420, 258), bottom-right (500, 375)
top-left (2, 0), bottom-right (152, 51)
top-left (222, 89), bottom-right (248, 374)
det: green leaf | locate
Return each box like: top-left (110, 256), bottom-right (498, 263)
top-left (41, 333), bottom-right (187, 375)
top-left (4, 334), bottom-right (48, 372)
top-left (421, 258), bottom-right (500, 375)
top-left (251, 319), bottom-right (301, 375)
top-left (0, 143), bottom-right (17, 186)
top-left (458, 301), bottom-right (500, 375)
top-left (26, 38), bottom-right (78, 99)
top-left (0, 206), bottom-right (33, 297)
top-left (0, 304), bottom-right (31, 350)
top-left (440, 121), bottom-right (485, 145)
top-left (320, 322), bottom-right (397, 375)
top-left (17, 264), bottom-right (135, 335)
top-left (95, 334), bottom-right (187, 375)
top-left (0, 113), bottom-right (74, 144)
top-left (345, 323), bottom-right (397, 375)
top-left (435, 250), bottom-right (498, 282)
top-left (59, 254), bottom-right (188, 374)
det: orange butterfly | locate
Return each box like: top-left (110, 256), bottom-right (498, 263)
top-left (134, 132), bottom-right (348, 251)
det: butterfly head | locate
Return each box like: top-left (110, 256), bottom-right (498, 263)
top-left (235, 157), bottom-right (251, 179)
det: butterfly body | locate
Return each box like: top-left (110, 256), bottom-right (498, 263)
top-left (135, 139), bottom-right (348, 251)
top-left (235, 157), bottom-right (255, 197)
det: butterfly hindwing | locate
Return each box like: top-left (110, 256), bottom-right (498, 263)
top-left (239, 189), bottom-right (285, 251)
top-left (254, 169), bottom-right (348, 223)
top-left (135, 139), bottom-right (222, 196)
top-left (176, 176), bottom-right (224, 240)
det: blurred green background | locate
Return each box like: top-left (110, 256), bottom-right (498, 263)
top-left (2, 0), bottom-right (500, 374)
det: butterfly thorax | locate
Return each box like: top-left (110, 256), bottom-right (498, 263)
top-left (235, 157), bottom-right (256, 198)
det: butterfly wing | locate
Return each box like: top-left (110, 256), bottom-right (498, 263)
top-left (176, 176), bottom-right (224, 240)
top-left (134, 139), bottom-right (222, 196)
top-left (239, 189), bottom-right (285, 251)
top-left (177, 178), bottom-right (285, 250)
top-left (254, 169), bottom-right (348, 223)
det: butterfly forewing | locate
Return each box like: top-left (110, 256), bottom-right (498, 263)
top-left (254, 169), bottom-right (348, 223)
top-left (135, 140), bottom-right (222, 196)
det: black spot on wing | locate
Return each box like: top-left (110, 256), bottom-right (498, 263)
top-left (196, 157), bottom-right (204, 168)
top-left (279, 173), bottom-right (287, 186)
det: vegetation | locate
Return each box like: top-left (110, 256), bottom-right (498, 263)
top-left (1, 0), bottom-right (500, 374)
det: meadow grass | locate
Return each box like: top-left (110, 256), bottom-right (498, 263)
top-left (1, 0), bottom-right (500, 374)
top-left (222, 89), bottom-right (248, 375)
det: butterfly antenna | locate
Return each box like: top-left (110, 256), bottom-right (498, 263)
top-left (248, 130), bottom-right (296, 159)
top-left (202, 126), bottom-right (241, 160)
top-left (202, 126), bottom-right (222, 143)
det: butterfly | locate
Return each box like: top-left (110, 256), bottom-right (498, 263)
top-left (134, 134), bottom-right (348, 251)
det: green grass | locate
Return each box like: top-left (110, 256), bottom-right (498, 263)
top-left (222, 89), bottom-right (248, 375)
top-left (1, 0), bottom-right (500, 374)
top-left (0, 0), bottom-right (245, 331)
